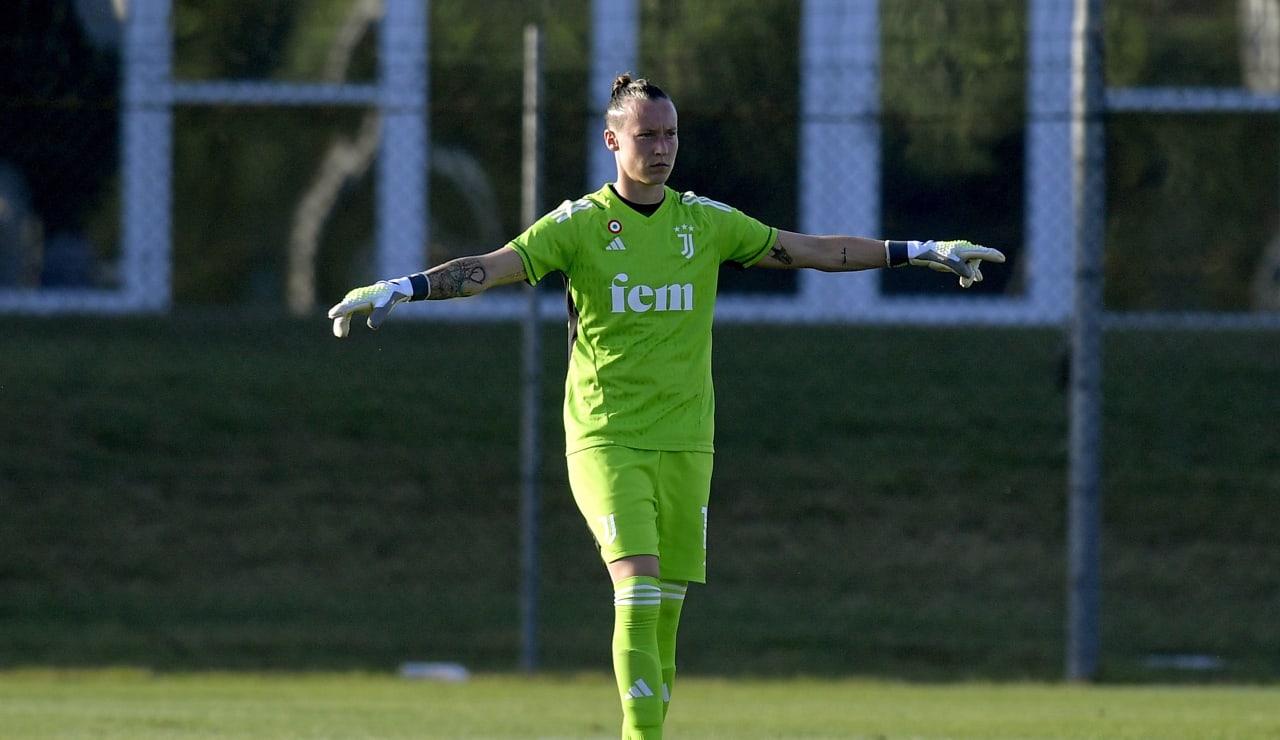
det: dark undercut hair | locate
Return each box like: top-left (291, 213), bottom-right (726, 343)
top-left (605, 73), bottom-right (671, 128)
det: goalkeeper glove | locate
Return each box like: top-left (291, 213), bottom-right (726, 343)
top-left (885, 240), bottom-right (1006, 288)
top-left (327, 273), bottom-right (430, 337)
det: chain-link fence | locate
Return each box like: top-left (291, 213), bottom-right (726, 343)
top-left (15, 1), bottom-right (1280, 321)
top-left (3, 0), bottom-right (1277, 680)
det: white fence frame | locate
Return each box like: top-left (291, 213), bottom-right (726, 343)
top-left (0, 0), bottom-right (427, 315)
top-left (4, 0), bottom-right (1276, 329)
top-left (416, 0), bottom-right (1078, 326)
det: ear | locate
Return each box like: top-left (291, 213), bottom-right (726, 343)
top-left (603, 129), bottom-right (619, 151)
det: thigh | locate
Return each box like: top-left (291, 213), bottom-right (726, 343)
top-left (566, 446), bottom-right (662, 565)
top-left (655, 451), bottom-right (714, 584)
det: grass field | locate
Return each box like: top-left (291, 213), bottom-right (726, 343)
top-left (1, 315), bottom-right (1277, 681)
top-left (1, 669), bottom-right (1278, 739)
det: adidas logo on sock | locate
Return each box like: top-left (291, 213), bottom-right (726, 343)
top-left (606, 236), bottom-right (627, 251)
top-left (625, 679), bottom-right (654, 699)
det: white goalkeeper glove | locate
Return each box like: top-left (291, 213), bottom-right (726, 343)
top-left (885, 239), bottom-right (1006, 288)
top-left (327, 273), bottom-right (430, 337)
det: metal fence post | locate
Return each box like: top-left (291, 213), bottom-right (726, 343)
top-left (1066, 0), bottom-right (1107, 682)
top-left (519, 23), bottom-right (545, 674)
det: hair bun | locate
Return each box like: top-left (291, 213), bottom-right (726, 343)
top-left (611, 74), bottom-right (633, 97)
top-left (603, 74), bottom-right (669, 124)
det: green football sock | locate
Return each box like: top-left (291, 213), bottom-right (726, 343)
top-left (612, 576), bottom-right (664, 739)
top-left (657, 581), bottom-right (687, 719)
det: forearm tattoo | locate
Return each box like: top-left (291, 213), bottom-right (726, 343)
top-left (769, 244), bottom-right (794, 265)
top-left (428, 258), bottom-right (488, 298)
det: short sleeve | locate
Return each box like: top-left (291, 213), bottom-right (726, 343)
top-left (731, 222), bottom-right (778, 268)
top-left (507, 199), bottom-right (585, 286)
top-left (717, 207), bottom-right (777, 269)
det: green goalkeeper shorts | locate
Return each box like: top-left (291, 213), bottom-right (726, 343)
top-left (566, 445), bottom-right (713, 584)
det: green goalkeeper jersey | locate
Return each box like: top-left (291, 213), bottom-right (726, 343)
top-left (509, 184), bottom-right (776, 454)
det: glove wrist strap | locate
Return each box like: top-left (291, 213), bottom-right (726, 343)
top-left (885, 240), bottom-right (911, 268)
top-left (407, 272), bottom-right (431, 300)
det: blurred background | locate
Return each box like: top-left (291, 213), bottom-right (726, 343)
top-left (1, 0), bottom-right (1276, 683)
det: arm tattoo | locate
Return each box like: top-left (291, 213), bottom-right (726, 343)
top-left (428, 258), bottom-right (488, 298)
top-left (769, 245), bottom-right (794, 265)
top-left (841, 246), bottom-right (848, 265)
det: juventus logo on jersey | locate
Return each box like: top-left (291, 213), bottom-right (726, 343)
top-left (674, 224), bottom-right (695, 259)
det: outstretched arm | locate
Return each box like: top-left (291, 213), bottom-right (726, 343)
top-left (755, 231), bottom-right (888, 272)
top-left (419, 246), bottom-right (528, 299)
top-left (327, 246), bottom-right (527, 337)
top-left (756, 230), bottom-right (1005, 288)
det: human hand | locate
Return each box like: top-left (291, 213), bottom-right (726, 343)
top-left (327, 277), bottom-right (414, 337)
top-left (889, 240), bottom-right (1007, 288)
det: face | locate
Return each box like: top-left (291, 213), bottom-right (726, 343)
top-left (605, 97), bottom-right (679, 196)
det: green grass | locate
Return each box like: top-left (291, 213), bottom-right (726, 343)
top-left (1, 670), bottom-right (1277, 739)
top-left (0, 315), bottom-right (1277, 681)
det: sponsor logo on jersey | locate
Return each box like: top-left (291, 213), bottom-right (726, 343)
top-left (606, 236), bottom-right (627, 251)
top-left (610, 273), bottom-right (694, 313)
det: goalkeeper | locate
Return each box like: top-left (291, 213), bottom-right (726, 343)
top-left (329, 74), bottom-right (1004, 740)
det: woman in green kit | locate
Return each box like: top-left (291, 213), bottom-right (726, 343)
top-left (329, 74), bottom-right (1004, 739)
